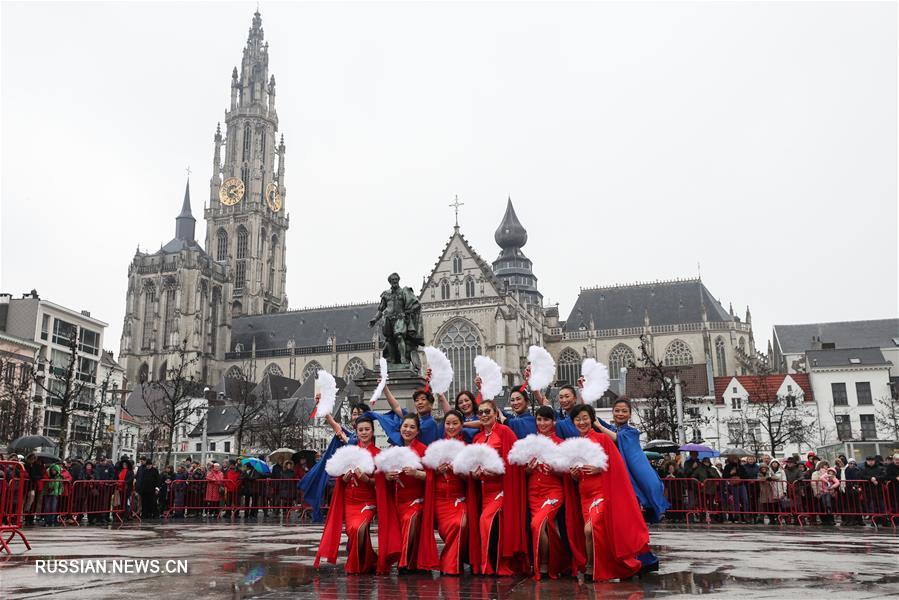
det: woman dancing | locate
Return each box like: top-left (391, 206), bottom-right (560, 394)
top-left (314, 415), bottom-right (380, 574)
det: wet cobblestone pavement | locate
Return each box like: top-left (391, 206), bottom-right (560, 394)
top-left (1, 521), bottom-right (897, 599)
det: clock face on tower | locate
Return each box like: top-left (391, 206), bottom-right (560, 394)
top-left (265, 182), bottom-right (283, 212)
top-left (219, 177), bottom-right (245, 206)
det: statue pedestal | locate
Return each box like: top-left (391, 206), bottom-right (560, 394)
top-left (356, 366), bottom-right (426, 413)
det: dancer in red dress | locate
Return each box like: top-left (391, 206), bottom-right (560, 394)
top-left (471, 400), bottom-right (528, 576)
top-left (377, 414), bottom-right (428, 573)
top-left (417, 410), bottom-right (477, 574)
top-left (314, 415), bottom-right (380, 574)
top-left (525, 406), bottom-right (569, 580)
top-left (567, 404), bottom-right (650, 581)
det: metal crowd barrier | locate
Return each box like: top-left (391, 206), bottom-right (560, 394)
top-left (162, 478), bottom-right (310, 521)
top-left (0, 461), bottom-right (31, 554)
top-left (662, 478), bottom-right (898, 527)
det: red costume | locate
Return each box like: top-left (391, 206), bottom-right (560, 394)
top-left (417, 435), bottom-right (479, 575)
top-left (569, 430), bottom-right (650, 581)
top-left (314, 443), bottom-right (380, 574)
top-left (527, 432), bottom-right (568, 580)
top-left (375, 439), bottom-right (428, 573)
top-left (471, 423), bottom-right (528, 576)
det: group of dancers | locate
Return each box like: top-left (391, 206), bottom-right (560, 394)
top-left (303, 360), bottom-right (670, 582)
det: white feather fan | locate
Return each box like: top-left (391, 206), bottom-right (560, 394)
top-left (316, 369), bottom-right (339, 417)
top-left (424, 346), bottom-right (454, 395)
top-left (527, 346), bottom-right (556, 391)
top-left (422, 439), bottom-right (467, 470)
top-left (508, 434), bottom-right (567, 471)
top-left (474, 355), bottom-right (503, 401)
top-left (374, 446), bottom-right (423, 473)
top-left (558, 437), bottom-right (609, 471)
top-left (580, 359), bottom-right (610, 404)
top-left (369, 358), bottom-right (388, 405)
top-left (325, 445), bottom-right (376, 477)
top-left (452, 443), bottom-right (505, 476)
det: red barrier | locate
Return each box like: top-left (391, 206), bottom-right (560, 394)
top-left (695, 478), bottom-right (790, 524)
top-left (0, 461), bottom-right (31, 554)
top-left (791, 479), bottom-right (890, 526)
top-left (163, 478), bottom-right (305, 520)
top-left (661, 477), bottom-right (705, 522)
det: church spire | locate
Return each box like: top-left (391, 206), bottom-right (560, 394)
top-left (494, 197), bottom-right (528, 249)
top-left (175, 179), bottom-right (196, 241)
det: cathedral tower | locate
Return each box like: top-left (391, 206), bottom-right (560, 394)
top-left (205, 10), bottom-right (289, 317)
top-left (492, 198), bottom-right (542, 307)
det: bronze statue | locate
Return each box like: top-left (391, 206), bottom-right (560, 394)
top-left (369, 273), bottom-right (424, 368)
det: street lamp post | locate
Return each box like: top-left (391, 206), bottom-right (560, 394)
top-left (111, 382), bottom-right (121, 460)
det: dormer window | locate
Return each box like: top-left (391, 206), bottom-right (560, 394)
top-left (452, 255), bottom-right (462, 274)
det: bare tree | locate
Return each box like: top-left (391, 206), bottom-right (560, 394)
top-left (875, 394), bottom-right (899, 441)
top-left (84, 370), bottom-right (117, 461)
top-left (250, 386), bottom-right (318, 453)
top-left (29, 331), bottom-right (90, 456)
top-left (744, 376), bottom-right (817, 454)
top-left (139, 338), bottom-right (202, 466)
top-left (225, 361), bottom-right (266, 455)
top-left (0, 356), bottom-right (36, 445)
top-left (630, 334), bottom-right (711, 442)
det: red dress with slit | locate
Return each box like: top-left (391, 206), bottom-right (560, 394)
top-left (393, 439), bottom-right (427, 568)
top-left (472, 423), bottom-right (528, 576)
top-left (574, 430), bottom-right (647, 581)
top-left (527, 432), bottom-right (568, 579)
top-left (313, 442), bottom-right (380, 574)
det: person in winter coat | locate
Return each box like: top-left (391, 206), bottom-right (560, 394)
top-left (223, 460), bottom-right (241, 518)
top-left (279, 461), bottom-right (296, 509)
top-left (23, 454), bottom-right (46, 525)
top-left (138, 459), bottom-right (161, 519)
top-left (759, 460), bottom-right (787, 524)
top-left (811, 462), bottom-right (839, 525)
top-left (721, 456), bottom-right (750, 523)
top-left (115, 457), bottom-right (136, 519)
top-left (859, 456), bottom-right (886, 522)
top-left (44, 463), bottom-right (64, 526)
top-left (885, 454), bottom-right (899, 514)
top-left (160, 465), bottom-right (175, 515)
top-left (205, 462), bottom-right (225, 517)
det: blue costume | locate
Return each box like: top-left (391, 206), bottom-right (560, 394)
top-left (554, 408), bottom-right (580, 439)
top-left (456, 413), bottom-right (480, 443)
top-left (501, 410), bottom-right (537, 439)
top-left (365, 409), bottom-right (441, 446)
top-left (598, 418), bottom-right (670, 523)
top-left (297, 427), bottom-right (357, 522)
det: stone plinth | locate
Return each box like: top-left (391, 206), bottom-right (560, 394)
top-left (355, 366), bottom-right (426, 412)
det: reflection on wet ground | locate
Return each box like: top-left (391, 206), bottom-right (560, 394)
top-left (0, 522), bottom-right (897, 599)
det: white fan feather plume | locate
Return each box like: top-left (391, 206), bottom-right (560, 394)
top-left (452, 443), bottom-right (505, 476)
top-left (423, 346), bottom-right (454, 395)
top-left (527, 346), bottom-right (556, 391)
top-left (508, 434), bottom-right (567, 471)
top-left (325, 445), bottom-right (376, 477)
top-left (580, 359), bottom-right (610, 404)
top-left (558, 437), bottom-right (609, 471)
top-left (474, 355), bottom-right (503, 401)
top-left (369, 358), bottom-right (388, 405)
top-left (374, 446), bottom-right (423, 473)
top-left (422, 439), bottom-right (467, 470)
top-left (315, 369), bottom-right (338, 417)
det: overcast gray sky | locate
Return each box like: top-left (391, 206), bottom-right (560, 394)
top-left (2, 1), bottom-right (896, 357)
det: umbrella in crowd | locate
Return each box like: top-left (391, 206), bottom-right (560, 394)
top-left (268, 448), bottom-right (296, 464)
top-left (643, 439), bottom-right (679, 453)
top-left (33, 451), bottom-right (62, 465)
top-left (720, 447), bottom-right (752, 457)
top-left (644, 451), bottom-right (664, 461)
top-left (8, 435), bottom-right (57, 451)
top-left (679, 442), bottom-right (715, 453)
top-left (293, 450), bottom-right (317, 467)
top-left (241, 457), bottom-right (271, 474)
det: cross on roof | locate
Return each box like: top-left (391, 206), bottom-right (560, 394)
top-left (449, 195), bottom-right (464, 229)
top-left (185, 165), bottom-right (192, 178)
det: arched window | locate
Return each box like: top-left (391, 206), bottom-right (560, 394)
top-left (440, 279), bottom-right (450, 300)
top-left (344, 357), bottom-right (366, 382)
top-left (664, 339), bottom-right (694, 366)
top-left (236, 227), bottom-right (249, 259)
top-left (226, 366), bottom-right (244, 379)
top-left (608, 344), bottom-right (635, 380)
top-left (141, 285), bottom-right (156, 350)
top-left (137, 363), bottom-right (149, 384)
top-left (216, 230), bottom-right (228, 261)
top-left (163, 286), bottom-right (176, 347)
top-left (259, 227), bottom-right (266, 255)
top-left (269, 235), bottom-right (278, 295)
top-left (739, 337), bottom-right (746, 352)
top-left (437, 319), bottom-right (482, 400)
top-left (452, 255), bottom-right (462, 274)
top-left (715, 337), bottom-right (727, 377)
top-left (302, 360), bottom-right (323, 383)
top-left (264, 363), bottom-right (283, 377)
top-left (464, 277), bottom-right (475, 298)
top-left (158, 361), bottom-right (168, 382)
top-left (558, 347), bottom-right (581, 386)
top-left (242, 123), bottom-right (251, 161)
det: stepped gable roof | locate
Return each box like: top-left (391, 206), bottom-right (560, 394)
top-left (713, 373), bottom-right (814, 405)
top-left (806, 347), bottom-right (891, 369)
top-left (773, 319), bottom-right (899, 354)
top-left (231, 302), bottom-right (379, 352)
top-left (421, 229), bottom-right (502, 296)
top-left (563, 278), bottom-right (731, 332)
